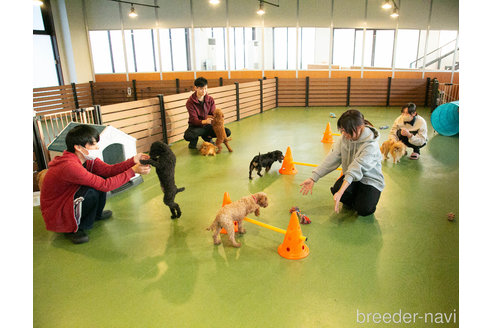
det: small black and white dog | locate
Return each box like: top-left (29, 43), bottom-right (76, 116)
top-left (248, 150), bottom-right (284, 179)
top-left (140, 141), bottom-right (185, 219)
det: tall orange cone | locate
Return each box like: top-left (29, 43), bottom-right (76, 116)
top-left (220, 192), bottom-right (238, 234)
top-left (278, 212), bottom-right (310, 259)
top-left (321, 122), bottom-right (335, 143)
top-left (278, 147), bottom-right (298, 175)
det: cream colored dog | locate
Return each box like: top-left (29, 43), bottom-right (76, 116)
top-left (206, 192), bottom-right (268, 247)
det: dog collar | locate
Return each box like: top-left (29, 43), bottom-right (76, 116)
top-left (251, 195), bottom-right (257, 203)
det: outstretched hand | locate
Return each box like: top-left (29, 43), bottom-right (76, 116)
top-left (299, 178), bottom-right (315, 195)
top-left (133, 153), bottom-right (150, 164)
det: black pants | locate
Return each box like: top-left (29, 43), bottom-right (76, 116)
top-left (330, 175), bottom-right (381, 216)
top-left (397, 129), bottom-right (426, 154)
top-left (183, 124), bottom-right (231, 148)
top-left (74, 186), bottom-right (107, 230)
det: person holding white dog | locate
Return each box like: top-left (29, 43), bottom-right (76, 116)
top-left (388, 102), bottom-right (428, 160)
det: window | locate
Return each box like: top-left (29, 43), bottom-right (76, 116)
top-left (354, 29), bottom-right (394, 68)
top-left (124, 29), bottom-right (157, 73)
top-left (394, 29), bottom-right (420, 69)
top-left (33, 0), bottom-right (62, 87)
top-left (89, 31), bottom-right (113, 73)
top-left (299, 28), bottom-right (330, 70)
top-left (194, 28), bottom-right (227, 71)
top-left (423, 30), bottom-right (458, 70)
top-left (158, 29), bottom-right (173, 72)
top-left (230, 27), bottom-right (245, 70)
top-left (332, 29), bottom-right (355, 68)
top-left (265, 27), bottom-right (297, 70)
top-left (170, 28), bottom-right (190, 71)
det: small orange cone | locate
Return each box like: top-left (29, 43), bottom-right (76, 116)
top-left (278, 212), bottom-right (310, 259)
top-left (220, 192), bottom-right (238, 234)
top-left (321, 122), bottom-right (335, 143)
top-left (278, 147), bottom-right (298, 175)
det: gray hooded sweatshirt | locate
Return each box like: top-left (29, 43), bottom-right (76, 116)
top-left (311, 125), bottom-right (385, 191)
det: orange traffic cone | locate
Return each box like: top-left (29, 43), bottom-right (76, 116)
top-left (321, 122), bottom-right (335, 143)
top-left (278, 146), bottom-right (298, 175)
top-left (278, 212), bottom-right (309, 259)
top-left (220, 192), bottom-right (238, 234)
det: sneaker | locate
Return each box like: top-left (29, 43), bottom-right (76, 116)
top-left (409, 152), bottom-right (420, 160)
top-left (96, 210), bottom-right (112, 221)
top-left (66, 230), bottom-right (89, 244)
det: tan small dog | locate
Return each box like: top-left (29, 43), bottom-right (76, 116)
top-left (381, 139), bottom-right (407, 163)
top-left (207, 192), bottom-right (268, 247)
top-left (37, 169), bottom-right (49, 191)
top-left (199, 141), bottom-right (217, 156)
top-left (212, 108), bottom-right (233, 153)
top-left (390, 141), bottom-right (407, 163)
top-left (380, 139), bottom-right (395, 160)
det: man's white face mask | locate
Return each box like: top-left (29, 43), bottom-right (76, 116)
top-left (402, 114), bottom-right (413, 122)
top-left (82, 147), bottom-right (99, 161)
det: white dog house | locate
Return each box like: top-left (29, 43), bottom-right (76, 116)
top-left (47, 122), bottom-right (143, 197)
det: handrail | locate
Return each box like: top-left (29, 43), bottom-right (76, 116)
top-left (410, 39), bottom-right (457, 68)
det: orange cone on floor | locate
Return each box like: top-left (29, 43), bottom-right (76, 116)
top-left (278, 212), bottom-right (309, 259)
top-left (220, 192), bottom-right (238, 234)
top-left (278, 147), bottom-right (298, 175)
top-left (321, 122), bottom-right (335, 143)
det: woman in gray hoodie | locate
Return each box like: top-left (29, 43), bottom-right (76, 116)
top-left (300, 109), bottom-right (384, 216)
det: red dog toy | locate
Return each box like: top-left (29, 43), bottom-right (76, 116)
top-left (289, 207), bottom-right (311, 224)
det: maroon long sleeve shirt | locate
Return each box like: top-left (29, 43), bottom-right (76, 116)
top-left (186, 92), bottom-right (216, 126)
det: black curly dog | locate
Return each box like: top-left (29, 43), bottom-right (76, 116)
top-left (248, 150), bottom-right (284, 179)
top-left (140, 141), bottom-right (185, 219)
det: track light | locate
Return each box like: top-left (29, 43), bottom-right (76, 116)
top-left (209, 0), bottom-right (220, 5)
top-left (33, 0), bottom-right (43, 6)
top-left (390, 7), bottom-right (399, 18)
top-left (129, 4), bottom-right (137, 17)
top-left (381, 0), bottom-right (392, 9)
top-left (257, 2), bottom-right (265, 15)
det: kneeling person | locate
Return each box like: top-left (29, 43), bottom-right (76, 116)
top-left (40, 124), bottom-right (151, 244)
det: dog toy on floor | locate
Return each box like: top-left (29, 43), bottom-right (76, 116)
top-left (289, 207), bottom-right (311, 224)
top-left (330, 113), bottom-right (336, 118)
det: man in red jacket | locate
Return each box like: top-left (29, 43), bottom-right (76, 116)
top-left (40, 124), bottom-right (151, 244)
top-left (183, 77), bottom-right (231, 149)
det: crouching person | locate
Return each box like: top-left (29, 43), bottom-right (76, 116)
top-left (40, 124), bottom-right (151, 244)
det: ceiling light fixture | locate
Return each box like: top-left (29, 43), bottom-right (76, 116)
top-left (108, 0), bottom-right (160, 18)
top-left (381, 0), bottom-right (400, 18)
top-left (390, 7), bottom-right (399, 18)
top-left (129, 3), bottom-right (138, 17)
top-left (256, 0), bottom-right (279, 16)
top-left (381, 0), bottom-right (392, 10)
top-left (33, 0), bottom-right (43, 6)
top-left (209, 0), bottom-right (220, 5)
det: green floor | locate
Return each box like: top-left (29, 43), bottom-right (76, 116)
top-left (33, 107), bottom-right (459, 327)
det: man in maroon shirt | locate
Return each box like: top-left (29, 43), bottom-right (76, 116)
top-left (184, 77), bottom-right (231, 149)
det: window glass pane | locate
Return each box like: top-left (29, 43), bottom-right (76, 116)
top-left (287, 27), bottom-right (297, 70)
top-left (395, 29), bottom-right (419, 69)
top-left (33, 5), bottom-right (45, 31)
top-left (231, 27), bottom-right (245, 70)
top-left (273, 28), bottom-right (287, 70)
top-left (373, 30), bottom-right (394, 68)
top-left (263, 27), bottom-right (273, 70)
top-left (124, 30), bottom-right (136, 72)
top-left (332, 29), bottom-right (355, 68)
top-left (246, 27), bottom-right (261, 70)
top-left (89, 31), bottom-right (113, 74)
top-left (158, 28), bottom-right (173, 72)
top-left (422, 30), bottom-right (457, 70)
top-left (33, 35), bottom-right (59, 87)
top-left (132, 29), bottom-right (156, 72)
top-left (194, 27), bottom-right (226, 71)
top-left (299, 27), bottom-right (330, 69)
top-left (171, 28), bottom-right (189, 71)
top-left (354, 30), bottom-right (374, 67)
top-left (109, 30), bottom-right (126, 73)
